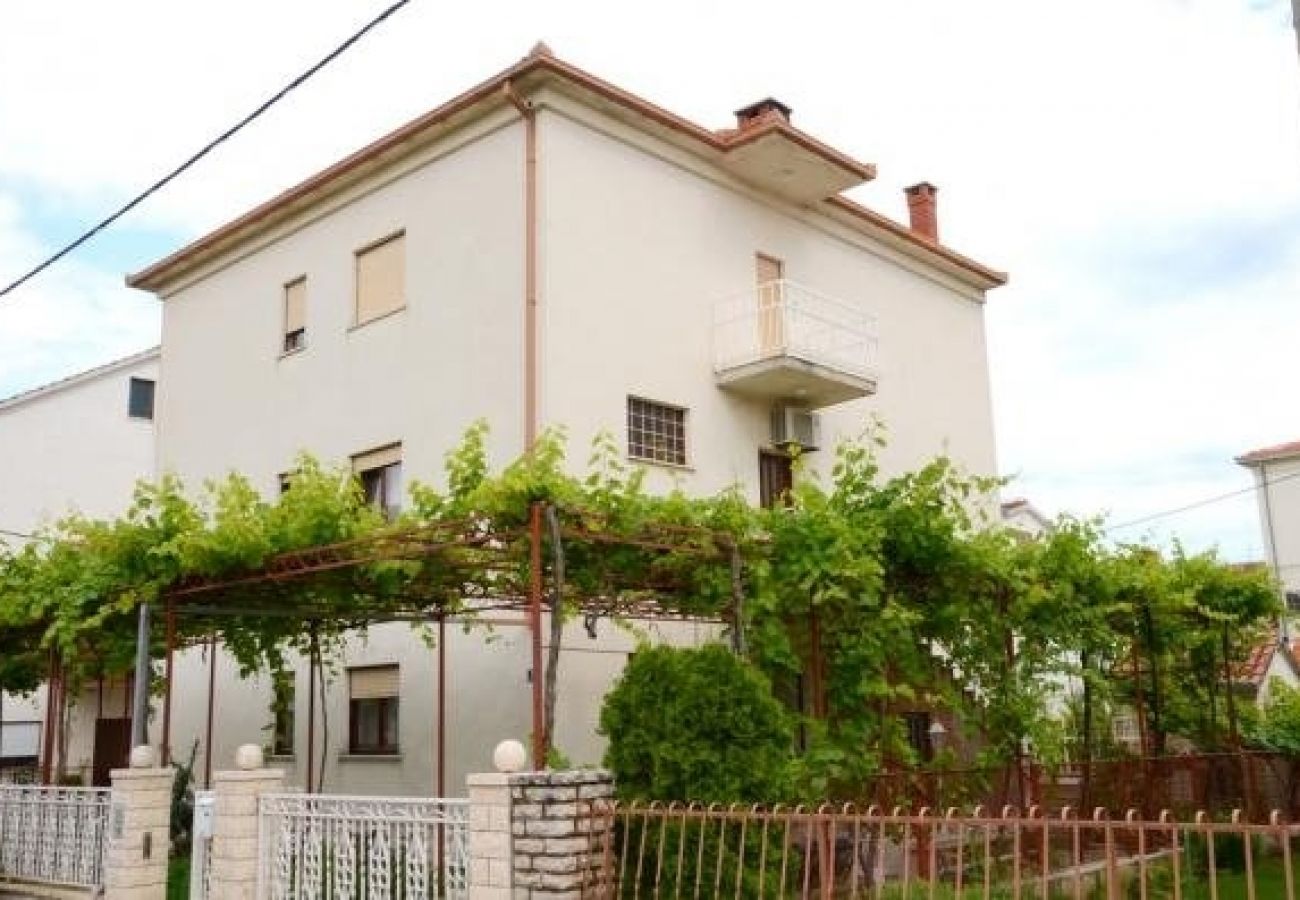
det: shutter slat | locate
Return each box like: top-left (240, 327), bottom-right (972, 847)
top-left (352, 444), bottom-right (402, 472)
top-left (284, 279), bottom-right (307, 333)
top-left (350, 665), bottom-right (399, 700)
top-left (356, 233), bottom-right (405, 323)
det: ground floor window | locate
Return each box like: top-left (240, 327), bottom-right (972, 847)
top-left (348, 665), bottom-right (399, 754)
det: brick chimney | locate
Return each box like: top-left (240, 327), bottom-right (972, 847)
top-left (904, 182), bottom-right (939, 242)
top-left (734, 98), bottom-right (792, 129)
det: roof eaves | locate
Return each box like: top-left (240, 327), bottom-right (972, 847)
top-left (825, 195), bottom-right (1008, 290)
top-left (0, 346), bottom-right (161, 413)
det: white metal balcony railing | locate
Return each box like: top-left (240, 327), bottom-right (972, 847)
top-left (713, 279), bottom-right (879, 386)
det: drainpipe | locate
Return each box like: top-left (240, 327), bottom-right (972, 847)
top-left (503, 80), bottom-right (539, 450)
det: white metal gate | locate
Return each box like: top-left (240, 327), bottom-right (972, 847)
top-left (0, 784), bottom-right (110, 889)
top-left (257, 793), bottom-right (469, 899)
top-left (189, 789), bottom-right (215, 899)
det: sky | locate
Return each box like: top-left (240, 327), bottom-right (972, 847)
top-left (0, 0), bottom-right (1297, 560)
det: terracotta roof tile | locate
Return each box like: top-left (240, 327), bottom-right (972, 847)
top-left (1236, 440), bottom-right (1300, 466)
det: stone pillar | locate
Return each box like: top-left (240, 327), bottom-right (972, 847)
top-left (510, 769), bottom-right (614, 898)
top-left (105, 745), bottom-right (176, 900)
top-left (209, 744), bottom-right (284, 900)
top-left (467, 772), bottom-right (515, 899)
top-left (467, 739), bottom-right (616, 899)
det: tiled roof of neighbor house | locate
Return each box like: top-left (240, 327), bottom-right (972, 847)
top-left (1236, 440), bottom-right (1300, 466)
top-left (127, 44), bottom-right (1006, 294)
top-left (1234, 634), bottom-right (1279, 686)
top-left (0, 346), bottom-right (160, 414)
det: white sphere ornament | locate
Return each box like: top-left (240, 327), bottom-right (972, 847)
top-left (493, 739), bottom-right (528, 773)
top-left (235, 744), bottom-right (265, 771)
top-left (129, 745), bottom-right (157, 769)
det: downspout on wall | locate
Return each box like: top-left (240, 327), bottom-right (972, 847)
top-left (503, 80), bottom-right (539, 451)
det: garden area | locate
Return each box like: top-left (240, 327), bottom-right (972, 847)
top-left (0, 421), bottom-right (1290, 814)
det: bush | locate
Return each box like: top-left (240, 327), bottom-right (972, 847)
top-left (599, 644), bottom-right (793, 803)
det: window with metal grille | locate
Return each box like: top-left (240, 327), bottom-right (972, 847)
top-left (127, 378), bottom-right (155, 420)
top-left (627, 397), bottom-right (687, 466)
top-left (348, 665), bottom-right (399, 755)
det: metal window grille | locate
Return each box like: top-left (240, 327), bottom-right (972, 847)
top-left (627, 397), bottom-right (687, 466)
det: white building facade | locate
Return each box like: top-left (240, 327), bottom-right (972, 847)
top-left (1238, 441), bottom-right (1300, 600)
top-left (14, 48), bottom-right (1005, 793)
top-left (0, 348), bottom-right (159, 780)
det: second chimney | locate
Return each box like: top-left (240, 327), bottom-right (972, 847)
top-left (904, 182), bottom-right (939, 242)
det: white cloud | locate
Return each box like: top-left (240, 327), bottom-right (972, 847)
top-left (0, 0), bottom-right (1297, 555)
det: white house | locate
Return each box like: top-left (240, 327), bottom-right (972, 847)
top-left (1237, 440), bottom-right (1300, 602)
top-left (0, 348), bottom-right (159, 779)
top-left (15, 46), bottom-right (1006, 793)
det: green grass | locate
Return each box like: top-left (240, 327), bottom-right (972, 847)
top-left (167, 854), bottom-right (190, 900)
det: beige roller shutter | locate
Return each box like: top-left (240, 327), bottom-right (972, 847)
top-left (284, 278), bottom-right (306, 335)
top-left (349, 665), bottom-right (399, 700)
top-left (355, 232), bottom-right (406, 324)
top-left (352, 443), bottom-right (402, 473)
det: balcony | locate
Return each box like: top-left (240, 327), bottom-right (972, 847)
top-left (713, 279), bottom-right (878, 408)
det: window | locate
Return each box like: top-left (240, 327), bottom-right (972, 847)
top-left (903, 711), bottom-right (934, 762)
top-left (348, 665), bottom-right (399, 754)
top-left (759, 450), bottom-right (794, 508)
top-left (355, 232), bottom-right (405, 324)
top-left (271, 672), bottom-right (295, 756)
top-left (627, 397), bottom-right (687, 466)
top-left (283, 277), bottom-right (307, 353)
top-left (352, 444), bottom-right (403, 519)
top-left (127, 378), bottom-right (155, 420)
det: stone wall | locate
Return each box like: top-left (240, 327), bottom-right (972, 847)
top-left (509, 770), bottom-right (613, 898)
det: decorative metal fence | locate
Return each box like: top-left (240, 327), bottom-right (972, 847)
top-left (584, 800), bottom-right (1300, 899)
top-left (0, 784), bottom-right (111, 889)
top-left (258, 792), bottom-right (469, 899)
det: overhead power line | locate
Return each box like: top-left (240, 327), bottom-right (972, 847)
top-left (1105, 466), bottom-right (1300, 533)
top-left (0, 0), bottom-right (411, 301)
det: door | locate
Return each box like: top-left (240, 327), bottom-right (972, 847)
top-left (759, 450), bottom-right (794, 508)
top-left (755, 254), bottom-right (785, 357)
top-left (92, 718), bottom-right (131, 787)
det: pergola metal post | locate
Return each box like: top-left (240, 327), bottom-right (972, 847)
top-left (162, 600), bottom-right (175, 765)
top-left (130, 602), bottom-right (150, 750)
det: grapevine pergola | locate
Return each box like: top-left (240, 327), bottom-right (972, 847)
top-left (89, 502), bottom-right (742, 793)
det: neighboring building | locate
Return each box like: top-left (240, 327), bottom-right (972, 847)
top-left (1001, 498), bottom-right (1052, 539)
top-left (18, 47), bottom-right (1006, 792)
top-left (1233, 629), bottom-right (1300, 707)
top-left (1237, 440), bottom-right (1300, 601)
top-left (0, 348), bottom-right (159, 780)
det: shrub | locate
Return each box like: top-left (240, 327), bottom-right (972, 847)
top-left (599, 643), bottom-right (793, 803)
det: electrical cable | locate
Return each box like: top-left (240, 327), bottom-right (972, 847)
top-left (1105, 465), bottom-right (1300, 533)
top-left (0, 0), bottom-right (411, 301)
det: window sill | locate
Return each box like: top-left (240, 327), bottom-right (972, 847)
top-left (337, 753), bottom-right (403, 763)
top-left (278, 346), bottom-right (307, 361)
top-left (348, 306), bottom-right (407, 332)
top-left (628, 456), bottom-right (695, 474)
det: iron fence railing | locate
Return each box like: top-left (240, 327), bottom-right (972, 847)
top-left (257, 792), bottom-right (469, 899)
top-left (582, 800), bottom-right (1300, 899)
top-left (0, 784), bottom-right (111, 888)
top-left (714, 279), bottom-right (878, 382)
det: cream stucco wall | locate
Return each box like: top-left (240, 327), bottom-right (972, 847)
top-left (538, 102), bottom-right (997, 499)
top-left (155, 117), bottom-right (527, 492)
top-left (1249, 458), bottom-right (1300, 596)
top-left (141, 86), bottom-right (1000, 795)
